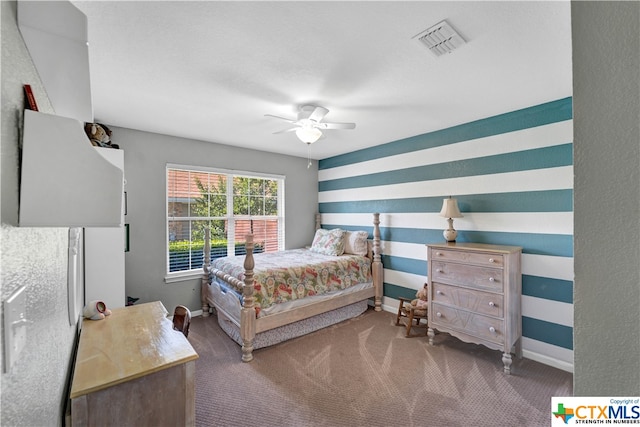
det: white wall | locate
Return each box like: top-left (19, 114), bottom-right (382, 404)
top-left (1, 2), bottom-right (78, 425)
top-left (572, 1), bottom-right (640, 395)
top-left (112, 126), bottom-right (319, 313)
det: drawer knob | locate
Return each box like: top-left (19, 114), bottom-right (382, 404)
top-left (436, 290), bottom-right (442, 295)
top-left (436, 312), bottom-right (442, 318)
top-left (436, 268), bottom-right (443, 273)
top-left (489, 326), bottom-right (496, 333)
top-left (436, 251), bottom-right (442, 256)
top-left (489, 277), bottom-right (495, 282)
top-left (488, 301), bottom-right (495, 307)
top-left (489, 258), bottom-right (495, 263)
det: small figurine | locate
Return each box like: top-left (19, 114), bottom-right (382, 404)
top-left (411, 283), bottom-right (429, 310)
top-left (83, 300), bottom-right (112, 320)
top-left (84, 122), bottom-right (119, 149)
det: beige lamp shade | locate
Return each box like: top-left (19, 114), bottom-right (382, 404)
top-left (439, 198), bottom-right (463, 218)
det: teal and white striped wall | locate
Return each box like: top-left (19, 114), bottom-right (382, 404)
top-left (318, 97), bottom-right (574, 372)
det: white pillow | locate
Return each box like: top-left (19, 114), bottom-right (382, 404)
top-left (310, 228), bottom-right (345, 256)
top-left (343, 230), bottom-right (369, 256)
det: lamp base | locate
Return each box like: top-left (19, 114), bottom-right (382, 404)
top-left (443, 228), bottom-right (458, 242)
top-left (443, 217), bottom-right (458, 242)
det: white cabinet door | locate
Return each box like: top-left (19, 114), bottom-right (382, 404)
top-left (84, 227), bottom-right (125, 309)
top-left (84, 148), bottom-right (126, 309)
top-left (19, 111), bottom-right (124, 227)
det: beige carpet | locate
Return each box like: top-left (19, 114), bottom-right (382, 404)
top-left (188, 308), bottom-right (572, 427)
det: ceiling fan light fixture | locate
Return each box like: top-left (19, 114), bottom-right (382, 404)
top-left (295, 126), bottom-right (322, 144)
top-left (266, 104), bottom-right (354, 146)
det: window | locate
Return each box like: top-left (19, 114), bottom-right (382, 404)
top-left (166, 165), bottom-right (284, 276)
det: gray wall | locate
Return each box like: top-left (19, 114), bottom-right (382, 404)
top-left (572, 1), bottom-right (640, 395)
top-left (112, 126), bottom-right (319, 313)
top-left (1, 1), bottom-right (77, 425)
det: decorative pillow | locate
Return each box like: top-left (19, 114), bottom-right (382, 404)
top-left (343, 230), bottom-right (369, 256)
top-left (310, 228), bottom-right (345, 256)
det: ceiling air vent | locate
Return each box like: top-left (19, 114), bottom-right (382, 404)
top-left (413, 20), bottom-right (466, 57)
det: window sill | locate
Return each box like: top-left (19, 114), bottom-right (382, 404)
top-left (165, 270), bottom-right (203, 284)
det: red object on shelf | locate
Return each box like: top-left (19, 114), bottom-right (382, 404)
top-left (23, 84), bottom-right (39, 111)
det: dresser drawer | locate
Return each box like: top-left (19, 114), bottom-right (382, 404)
top-left (432, 283), bottom-right (504, 318)
top-left (431, 261), bottom-right (504, 292)
top-left (431, 303), bottom-right (505, 345)
top-left (430, 248), bottom-right (504, 268)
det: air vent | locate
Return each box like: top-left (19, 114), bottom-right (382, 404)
top-left (413, 20), bottom-right (466, 57)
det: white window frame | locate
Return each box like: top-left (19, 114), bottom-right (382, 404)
top-left (165, 164), bottom-right (285, 282)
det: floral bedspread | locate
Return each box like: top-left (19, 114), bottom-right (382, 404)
top-left (210, 249), bottom-right (372, 315)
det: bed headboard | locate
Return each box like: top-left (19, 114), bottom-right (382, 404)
top-left (314, 212), bottom-right (382, 310)
top-left (314, 212), bottom-right (382, 263)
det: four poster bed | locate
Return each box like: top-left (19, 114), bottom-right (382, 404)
top-left (201, 213), bottom-right (383, 362)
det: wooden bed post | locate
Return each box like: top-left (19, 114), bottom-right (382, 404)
top-left (240, 234), bottom-right (256, 362)
top-left (201, 228), bottom-right (212, 318)
top-left (372, 213), bottom-right (383, 312)
top-left (315, 213), bottom-right (321, 231)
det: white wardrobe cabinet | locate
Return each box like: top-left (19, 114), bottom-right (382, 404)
top-left (84, 148), bottom-right (126, 310)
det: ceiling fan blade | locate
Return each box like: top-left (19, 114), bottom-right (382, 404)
top-left (265, 114), bottom-right (296, 123)
top-left (273, 127), bottom-right (298, 134)
top-left (308, 106), bottom-right (329, 123)
top-left (317, 122), bottom-right (356, 130)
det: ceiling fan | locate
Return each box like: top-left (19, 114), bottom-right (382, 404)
top-left (265, 105), bottom-right (356, 145)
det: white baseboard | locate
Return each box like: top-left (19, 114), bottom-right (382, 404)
top-left (368, 297), bottom-right (397, 315)
top-left (522, 349), bottom-right (574, 373)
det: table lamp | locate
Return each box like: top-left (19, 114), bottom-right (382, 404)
top-left (439, 197), bottom-right (463, 242)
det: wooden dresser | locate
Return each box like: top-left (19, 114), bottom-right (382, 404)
top-left (69, 301), bottom-right (199, 426)
top-left (426, 243), bottom-right (522, 374)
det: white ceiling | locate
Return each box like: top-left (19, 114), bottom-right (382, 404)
top-left (71, 1), bottom-right (573, 161)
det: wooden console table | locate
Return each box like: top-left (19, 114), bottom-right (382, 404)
top-left (69, 301), bottom-right (198, 426)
